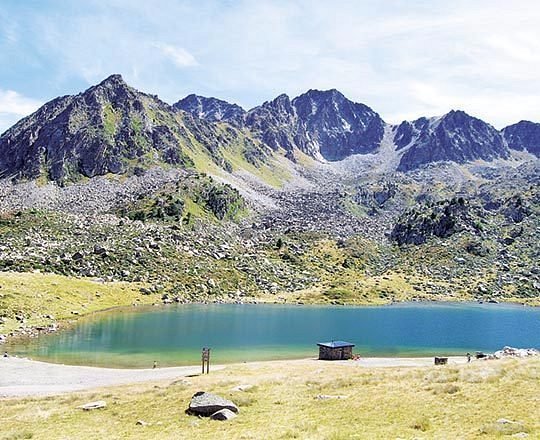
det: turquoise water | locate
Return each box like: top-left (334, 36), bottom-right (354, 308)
top-left (8, 303), bottom-right (540, 367)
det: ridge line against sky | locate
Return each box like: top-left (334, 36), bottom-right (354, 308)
top-left (1, 0), bottom-right (540, 133)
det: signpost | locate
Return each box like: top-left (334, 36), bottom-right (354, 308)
top-left (201, 347), bottom-right (211, 374)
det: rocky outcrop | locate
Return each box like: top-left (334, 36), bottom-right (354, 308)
top-left (390, 197), bottom-right (481, 245)
top-left (174, 94), bottom-right (246, 127)
top-left (396, 110), bottom-right (509, 171)
top-left (493, 346), bottom-right (539, 358)
top-left (502, 120), bottom-right (540, 157)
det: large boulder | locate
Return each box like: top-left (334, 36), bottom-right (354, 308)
top-left (186, 391), bottom-right (239, 417)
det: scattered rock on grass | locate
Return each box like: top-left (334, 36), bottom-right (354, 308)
top-left (210, 408), bottom-right (237, 421)
top-left (186, 391), bottom-right (238, 417)
top-left (231, 384), bottom-right (254, 392)
top-left (77, 400), bottom-right (107, 410)
top-left (315, 394), bottom-right (348, 400)
top-left (481, 418), bottom-right (528, 436)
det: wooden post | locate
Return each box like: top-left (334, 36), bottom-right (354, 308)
top-left (202, 347), bottom-right (211, 374)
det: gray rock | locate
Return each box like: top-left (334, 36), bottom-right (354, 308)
top-left (210, 408), bottom-right (237, 421)
top-left (77, 400), bottom-right (107, 410)
top-left (187, 391), bottom-right (238, 417)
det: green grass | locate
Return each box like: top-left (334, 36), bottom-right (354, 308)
top-left (0, 272), bottom-right (156, 335)
top-left (102, 104), bottom-right (119, 139)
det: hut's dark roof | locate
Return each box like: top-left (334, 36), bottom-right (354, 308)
top-left (317, 341), bottom-right (355, 348)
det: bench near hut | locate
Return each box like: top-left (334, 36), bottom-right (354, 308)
top-left (317, 341), bottom-right (355, 360)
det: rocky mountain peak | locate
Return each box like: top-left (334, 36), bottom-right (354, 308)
top-left (502, 120), bottom-right (540, 157)
top-left (97, 73), bottom-right (127, 87)
top-left (396, 110), bottom-right (509, 171)
top-left (292, 89), bottom-right (385, 160)
top-left (264, 93), bottom-right (293, 110)
top-left (173, 94), bottom-right (246, 126)
top-left (0, 75), bottom-right (204, 182)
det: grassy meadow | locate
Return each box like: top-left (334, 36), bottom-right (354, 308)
top-left (0, 272), bottom-right (156, 335)
top-left (1, 357), bottom-right (538, 439)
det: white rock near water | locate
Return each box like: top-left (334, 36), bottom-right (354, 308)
top-left (493, 346), bottom-right (539, 359)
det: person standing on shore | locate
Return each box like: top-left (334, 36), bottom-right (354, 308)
top-left (466, 352), bottom-right (471, 363)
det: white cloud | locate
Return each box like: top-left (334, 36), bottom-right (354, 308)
top-left (2, 0), bottom-right (540, 128)
top-left (0, 90), bottom-right (42, 115)
top-left (0, 90), bottom-right (43, 133)
top-left (153, 43), bottom-right (198, 68)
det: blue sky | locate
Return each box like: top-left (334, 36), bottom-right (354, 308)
top-left (1, 0), bottom-right (539, 132)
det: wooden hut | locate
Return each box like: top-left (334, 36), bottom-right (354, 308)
top-left (317, 341), bottom-right (355, 360)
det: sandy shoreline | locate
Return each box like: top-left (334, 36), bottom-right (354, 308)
top-left (0, 355), bottom-right (467, 398)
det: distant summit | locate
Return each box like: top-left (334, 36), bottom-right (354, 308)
top-left (502, 120), bottom-right (540, 157)
top-left (185, 88), bottom-right (386, 161)
top-left (174, 94), bottom-right (246, 127)
top-left (395, 110), bottom-right (509, 171)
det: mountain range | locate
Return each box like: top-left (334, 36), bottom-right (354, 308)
top-left (0, 74), bottom-right (538, 310)
top-left (1, 74), bottom-right (539, 183)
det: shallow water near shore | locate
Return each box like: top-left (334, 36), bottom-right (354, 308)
top-left (7, 302), bottom-right (540, 368)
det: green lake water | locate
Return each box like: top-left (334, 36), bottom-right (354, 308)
top-left (8, 302), bottom-right (540, 368)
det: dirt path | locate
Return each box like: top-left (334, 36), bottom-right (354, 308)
top-left (0, 355), bottom-right (467, 398)
top-left (0, 356), bottom-right (223, 397)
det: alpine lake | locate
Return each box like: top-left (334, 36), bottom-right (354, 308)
top-left (7, 302), bottom-right (540, 368)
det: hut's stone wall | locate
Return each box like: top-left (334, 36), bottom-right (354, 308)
top-left (318, 345), bottom-right (353, 360)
